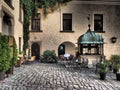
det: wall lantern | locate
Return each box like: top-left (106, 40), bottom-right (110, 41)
top-left (111, 37), bottom-right (117, 43)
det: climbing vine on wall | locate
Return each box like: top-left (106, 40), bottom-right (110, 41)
top-left (20, 0), bottom-right (37, 52)
top-left (20, 0), bottom-right (71, 52)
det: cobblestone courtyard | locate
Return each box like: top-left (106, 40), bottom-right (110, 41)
top-left (0, 62), bottom-right (120, 90)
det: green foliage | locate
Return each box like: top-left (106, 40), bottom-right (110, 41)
top-left (110, 55), bottom-right (120, 69)
top-left (13, 38), bottom-right (18, 66)
top-left (20, 0), bottom-right (37, 16)
top-left (20, 0), bottom-right (37, 51)
top-left (20, 0), bottom-right (71, 51)
top-left (41, 50), bottom-right (57, 63)
top-left (19, 50), bottom-right (24, 54)
top-left (37, 0), bottom-right (72, 16)
top-left (98, 60), bottom-right (109, 74)
top-left (0, 34), bottom-right (11, 71)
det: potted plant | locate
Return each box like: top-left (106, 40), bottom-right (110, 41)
top-left (116, 69), bottom-right (120, 81)
top-left (98, 60), bottom-right (109, 80)
top-left (114, 57), bottom-right (120, 81)
top-left (17, 51), bottom-right (23, 67)
top-left (110, 55), bottom-right (120, 73)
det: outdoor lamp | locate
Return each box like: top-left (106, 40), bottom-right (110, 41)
top-left (111, 37), bottom-right (117, 43)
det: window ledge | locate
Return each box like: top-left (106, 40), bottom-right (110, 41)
top-left (30, 30), bottom-right (43, 32)
top-left (94, 31), bottom-right (105, 33)
top-left (80, 54), bottom-right (101, 55)
top-left (60, 31), bottom-right (74, 33)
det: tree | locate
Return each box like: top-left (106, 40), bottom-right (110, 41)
top-left (20, 0), bottom-right (71, 52)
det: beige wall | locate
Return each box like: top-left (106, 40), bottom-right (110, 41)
top-left (29, 1), bottom-right (120, 59)
top-left (0, 0), bottom-right (23, 53)
top-left (14, 0), bottom-right (23, 52)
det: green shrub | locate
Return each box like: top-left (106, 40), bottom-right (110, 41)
top-left (0, 34), bottom-right (11, 71)
top-left (13, 38), bottom-right (18, 66)
top-left (110, 55), bottom-right (120, 69)
top-left (98, 60), bottom-right (109, 74)
top-left (41, 50), bottom-right (57, 63)
top-left (0, 34), bottom-right (18, 72)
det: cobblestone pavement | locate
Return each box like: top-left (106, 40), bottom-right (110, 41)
top-left (0, 62), bottom-right (120, 90)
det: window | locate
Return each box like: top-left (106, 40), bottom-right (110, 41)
top-left (31, 13), bottom-right (41, 31)
top-left (19, 37), bottom-right (21, 53)
top-left (94, 14), bottom-right (103, 32)
top-left (79, 44), bottom-right (103, 55)
top-left (4, 0), bottom-right (14, 9)
top-left (63, 14), bottom-right (72, 31)
top-left (19, 4), bottom-right (23, 22)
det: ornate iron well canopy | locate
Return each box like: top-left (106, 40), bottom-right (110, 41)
top-left (77, 25), bottom-right (104, 55)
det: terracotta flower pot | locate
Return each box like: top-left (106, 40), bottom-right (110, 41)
top-left (16, 59), bottom-right (21, 67)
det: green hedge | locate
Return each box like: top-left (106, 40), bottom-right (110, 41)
top-left (0, 34), bottom-right (11, 71)
top-left (0, 34), bottom-right (18, 71)
top-left (13, 38), bottom-right (18, 66)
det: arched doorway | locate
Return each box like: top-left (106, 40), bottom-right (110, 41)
top-left (58, 41), bottom-right (76, 56)
top-left (58, 44), bottom-right (65, 56)
top-left (31, 43), bottom-right (40, 60)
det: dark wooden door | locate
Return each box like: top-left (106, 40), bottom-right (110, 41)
top-left (31, 43), bottom-right (40, 60)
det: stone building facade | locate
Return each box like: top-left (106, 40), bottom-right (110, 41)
top-left (29, 0), bottom-right (120, 60)
top-left (0, 0), bottom-right (23, 53)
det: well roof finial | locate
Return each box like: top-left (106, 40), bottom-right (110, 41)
top-left (87, 14), bottom-right (91, 31)
top-left (88, 24), bottom-right (91, 30)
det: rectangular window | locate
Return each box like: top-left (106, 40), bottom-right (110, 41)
top-left (63, 13), bottom-right (72, 31)
top-left (19, 4), bottom-right (22, 22)
top-left (94, 14), bottom-right (103, 32)
top-left (31, 13), bottom-right (41, 31)
top-left (80, 44), bottom-right (101, 55)
top-left (19, 37), bottom-right (21, 53)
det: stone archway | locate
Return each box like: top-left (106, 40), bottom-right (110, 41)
top-left (31, 43), bottom-right (40, 60)
top-left (58, 41), bottom-right (76, 56)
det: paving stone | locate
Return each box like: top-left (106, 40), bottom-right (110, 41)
top-left (0, 62), bottom-right (120, 90)
top-left (73, 84), bottom-right (79, 89)
top-left (57, 87), bottom-right (65, 90)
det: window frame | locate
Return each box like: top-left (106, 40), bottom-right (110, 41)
top-left (62, 13), bottom-right (73, 32)
top-left (19, 4), bottom-right (23, 23)
top-left (31, 13), bottom-right (41, 32)
top-left (79, 44), bottom-right (103, 55)
top-left (19, 37), bottom-right (21, 54)
top-left (94, 14), bottom-right (105, 33)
